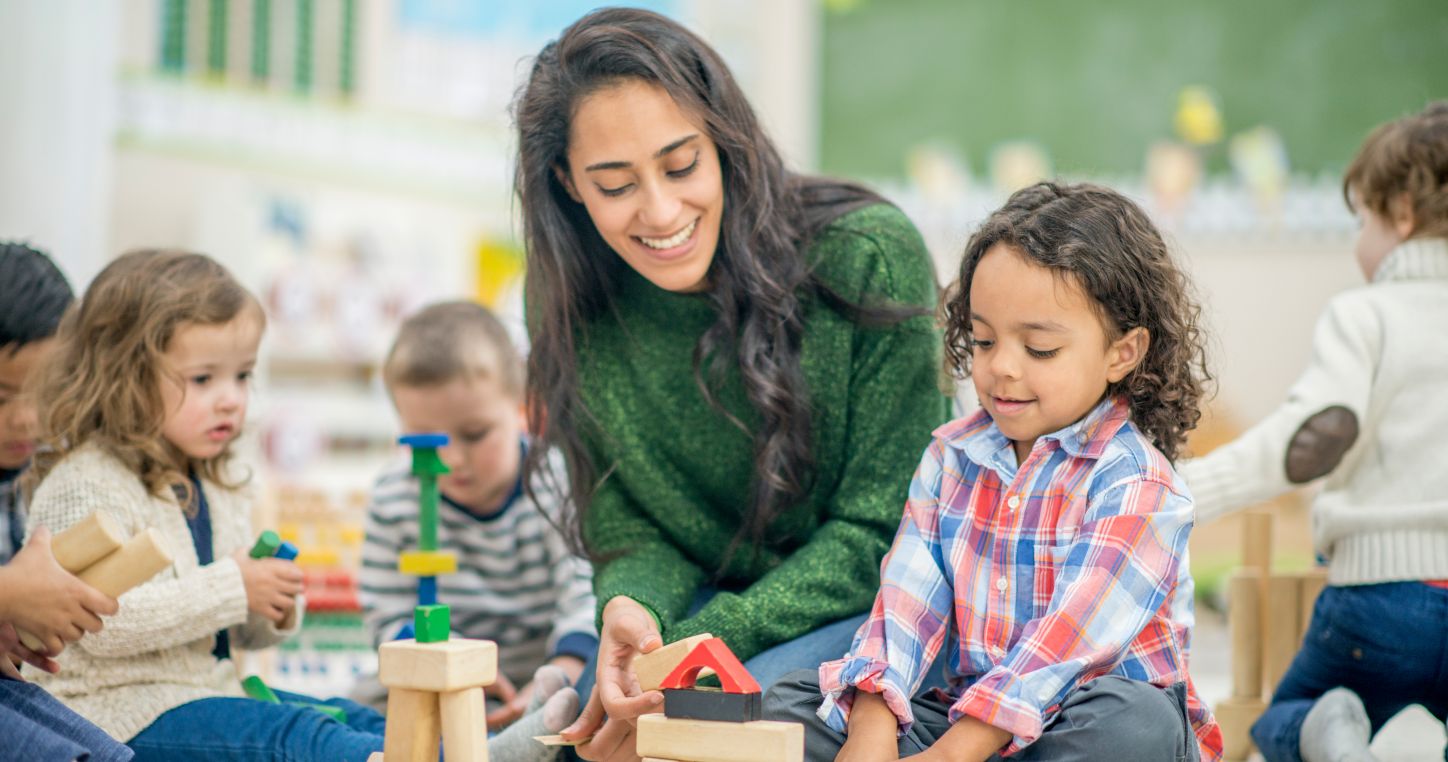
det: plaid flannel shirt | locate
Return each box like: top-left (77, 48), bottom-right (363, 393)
top-left (818, 396), bottom-right (1223, 760)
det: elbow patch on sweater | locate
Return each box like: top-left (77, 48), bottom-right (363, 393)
top-left (1284, 405), bottom-right (1359, 484)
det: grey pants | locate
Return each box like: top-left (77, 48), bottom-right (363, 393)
top-left (763, 669), bottom-right (1200, 762)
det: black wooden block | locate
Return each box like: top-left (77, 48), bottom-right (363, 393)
top-left (663, 688), bottom-right (762, 723)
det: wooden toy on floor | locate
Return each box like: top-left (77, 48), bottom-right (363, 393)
top-left (635, 638), bottom-right (802, 762)
top-left (18, 512), bottom-right (175, 652)
top-left (1216, 509), bottom-right (1330, 762)
top-left (369, 603), bottom-right (498, 762)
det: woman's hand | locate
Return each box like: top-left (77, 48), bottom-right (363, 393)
top-left (230, 549), bottom-right (303, 625)
top-left (569, 690), bottom-right (641, 762)
top-left (561, 596), bottom-right (665, 760)
top-left (0, 526), bottom-right (117, 656)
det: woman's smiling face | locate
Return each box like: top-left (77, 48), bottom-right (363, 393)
top-left (561, 79), bottom-right (725, 293)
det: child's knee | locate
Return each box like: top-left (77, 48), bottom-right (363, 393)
top-left (762, 668), bottom-right (824, 722)
top-left (1055, 677), bottom-right (1189, 759)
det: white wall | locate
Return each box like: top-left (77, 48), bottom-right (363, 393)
top-left (0, 0), bottom-right (119, 286)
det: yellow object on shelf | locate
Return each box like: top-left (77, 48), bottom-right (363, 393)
top-left (296, 547), bottom-right (341, 567)
top-left (399, 550), bottom-right (459, 576)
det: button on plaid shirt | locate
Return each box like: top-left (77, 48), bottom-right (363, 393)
top-left (818, 396), bottom-right (1223, 760)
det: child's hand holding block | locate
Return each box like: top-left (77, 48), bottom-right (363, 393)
top-left (18, 513), bottom-right (174, 653)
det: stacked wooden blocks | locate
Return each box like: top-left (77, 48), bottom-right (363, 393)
top-left (371, 603), bottom-right (498, 762)
top-left (1216, 510), bottom-right (1330, 761)
top-left (396, 433), bottom-right (456, 608)
top-left (635, 637), bottom-right (802, 762)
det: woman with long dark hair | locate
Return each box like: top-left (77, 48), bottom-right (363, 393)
top-left (515, 8), bottom-right (949, 759)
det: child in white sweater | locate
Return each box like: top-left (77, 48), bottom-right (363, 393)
top-left (1181, 102), bottom-right (1448, 762)
top-left (24, 250), bottom-right (570, 761)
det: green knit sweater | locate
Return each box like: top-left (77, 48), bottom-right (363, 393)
top-left (575, 203), bottom-right (950, 660)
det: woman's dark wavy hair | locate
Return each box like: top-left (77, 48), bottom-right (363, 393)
top-left (514, 7), bottom-right (910, 567)
top-left (941, 182), bottom-right (1211, 461)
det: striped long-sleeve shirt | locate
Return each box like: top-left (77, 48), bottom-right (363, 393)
top-left (359, 444), bottom-right (597, 686)
top-left (818, 396), bottom-right (1222, 760)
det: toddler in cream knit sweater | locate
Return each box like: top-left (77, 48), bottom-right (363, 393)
top-left (25, 249), bottom-right (572, 762)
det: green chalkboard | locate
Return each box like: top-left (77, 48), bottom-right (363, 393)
top-left (820, 0), bottom-right (1448, 179)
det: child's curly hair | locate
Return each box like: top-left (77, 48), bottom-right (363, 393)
top-left (941, 182), bottom-right (1212, 461)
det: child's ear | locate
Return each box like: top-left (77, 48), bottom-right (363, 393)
top-left (1389, 192), bottom-right (1417, 238)
top-left (554, 164), bottom-right (582, 203)
top-left (1106, 326), bottom-right (1150, 384)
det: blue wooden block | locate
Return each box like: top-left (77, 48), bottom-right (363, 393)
top-left (417, 576), bottom-right (438, 606)
top-left (399, 433), bottom-right (449, 448)
top-left (275, 541), bottom-right (299, 561)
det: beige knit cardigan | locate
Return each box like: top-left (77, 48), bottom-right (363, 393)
top-left (24, 442), bottom-right (301, 741)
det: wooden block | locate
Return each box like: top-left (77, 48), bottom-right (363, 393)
top-left (1298, 568), bottom-right (1328, 646)
top-left (1214, 695), bottom-right (1266, 761)
top-left (664, 688), bottom-right (762, 723)
top-left (76, 528), bottom-right (175, 599)
top-left (50, 512), bottom-right (126, 572)
top-left (1242, 510), bottom-right (1272, 572)
top-left (249, 530), bottom-right (282, 559)
top-left (633, 633), bottom-right (715, 692)
top-left (659, 638), bottom-right (760, 694)
top-left (636, 714), bottom-right (802, 762)
top-left (1227, 570), bottom-right (1263, 699)
top-left (379, 638), bottom-right (497, 692)
top-left (1262, 573), bottom-right (1302, 696)
top-left (242, 675), bottom-right (280, 703)
top-left (384, 687), bottom-right (440, 762)
top-left (17, 512), bottom-right (133, 652)
top-left (399, 550), bottom-right (458, 576)
top-left (414, 604), bottom-right (451, 643)
top-left (440, 686), bottom-right (489, 762)
top-left (533, 735), bottom-right (580, 747)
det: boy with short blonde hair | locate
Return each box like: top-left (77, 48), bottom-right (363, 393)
top-left (361, 301), bottom-right (595, 745)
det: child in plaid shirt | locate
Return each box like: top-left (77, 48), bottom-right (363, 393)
top-left (766, 182), bottom-right (1223, 761)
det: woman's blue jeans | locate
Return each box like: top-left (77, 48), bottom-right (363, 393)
top-left (1250, 582), bottom-right (1448, 762)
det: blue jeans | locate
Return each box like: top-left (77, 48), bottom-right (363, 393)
top-left (1251, 582), bottom-right (1448, 762)
top-left (127, 689), bottom-right (387, 762)
top-left (0, 675), bottom-right (134, 762)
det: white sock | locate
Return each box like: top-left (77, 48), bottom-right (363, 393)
top-left (1299, 687), bottom-right (1378, 762)
top-left (485, 687), bottom-right (580, 762)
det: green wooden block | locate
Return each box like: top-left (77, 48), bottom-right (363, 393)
top-left (249, 530), bottom-right (282, 559)
top-left (414, 604), bottom-right (451, 643)
top-left (242, 675), bottom-right (280, 703)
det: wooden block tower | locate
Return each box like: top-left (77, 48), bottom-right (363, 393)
top-left (635, 637), bottom-right (803, 762)
top-left (1216, 509), bottom-right (1331, 761)
top-left (370, 603), bottom-right (498, 762)
top-left (19, 512), bottom-right (175, 652)
top-left (397, 433), bottom-right (456, 608)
